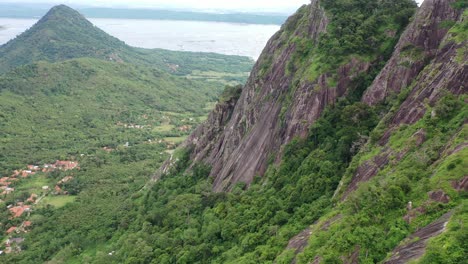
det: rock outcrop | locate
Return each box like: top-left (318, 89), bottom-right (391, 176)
top-left (182, 1), bottom-right (331, 191)
top-left (385, 212), bottom-right (453, 264)
top-left (363, 0), bottom-right (463, 105)
top-left (182, 0), bottom-right (377, 191)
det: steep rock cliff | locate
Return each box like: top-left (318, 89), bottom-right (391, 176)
top-left (182, 0), bottom-right (398, 191)
top-left (182, 1), bottom-right (328, 191)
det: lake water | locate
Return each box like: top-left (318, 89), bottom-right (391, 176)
top-left (0, 18), bottom-right (280, 59)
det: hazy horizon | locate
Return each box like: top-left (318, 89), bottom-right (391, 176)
top-left (0, 0), bottom-right (312, 13)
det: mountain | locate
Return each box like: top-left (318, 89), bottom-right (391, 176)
top-left (180, 0), bottom-right (419, 191)
top-left (2, 0), bottom-right (466, 263)
top-left (0, 5), bottom-right (128, 73)
top-left (0, 5), bottom-right (253, 261)
top-left (146, 0), bottom-right (464, 262)
top-left (0, 5), bottom-right (254, 78)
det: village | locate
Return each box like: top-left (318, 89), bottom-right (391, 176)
top-left (0, 160), bottom-right (79, 255)
top-left (0, 114), bottom-right (200, 256)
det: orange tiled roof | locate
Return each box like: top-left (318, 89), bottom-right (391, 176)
top-left (6, 226), bottom-right (16, 234)
top-left (9, 206), bottom-right (30, 218)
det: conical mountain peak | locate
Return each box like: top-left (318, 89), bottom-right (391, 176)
top-left (0, 5), bottom-right (126, 73)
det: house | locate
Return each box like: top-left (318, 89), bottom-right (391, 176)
top-left (26, 193), bottom-right (38, 203)
top-left (27, 165), bottom-right (40, 171)
top-left (1, 187), bottom-right (14, 195)
top-left (5, 237), bottom-right (24, 247)
top-left (0, 177), bottom-right (10, 186)
top-left (9, 205), bottom-right (30, 218)
top-left (54, 185), bottom-right (63, 194)
top-left (102, 147), bottom-right (114, 152)
top-left (18, 221), bottom-right (32, 233)
top-left (178, 125), bottom-right (192, 132)
top-left (54, 160), bottom-right (79, 171)
top-left (21, 170), bottom-right (35, 178)
top-left (58, 176), bottom-right (74, 185)
top-left (42, 164), bottom-right (56, 173)
top-left (6, 226), bottom-right (17, 234)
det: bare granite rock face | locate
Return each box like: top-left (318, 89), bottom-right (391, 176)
top-left (284, 214), bottom-right (342, 263)
top-left (181, 0), bottom-right (377, 191)
top-left (181, 93), bottom-right (240, 166)
top-left (385, 212), bottom-right (453, 264)
top-left (452, 176), bottom-right (468, 192)
top-left (428, 190), bottom-right (451, 203)
top-left (181, 0), bottom-right (350, 191)
top-left (343, 246), bottom-right (360, 264)
top-left (363, 0), bottom-right (463, 105)
top-left (286, 227), bottom-right (311, 263)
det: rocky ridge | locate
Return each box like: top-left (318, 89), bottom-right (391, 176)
top-left (181, 0), bottom-right (378, 191)
top-left (155, 1), bottom-right (466, 261)
top-left (341, 0), bottom-right (467, 199)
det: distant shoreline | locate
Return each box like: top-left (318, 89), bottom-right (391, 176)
top-left (0, 17), bottom-right (279, 59)
top-left (0, 6), bottom-right (288, 25)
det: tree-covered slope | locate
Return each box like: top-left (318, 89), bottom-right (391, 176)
top-left (0, 58), bottom-right (240, 263)
top-left (0, 58), bottom-right (223, 173)
top-left (0, 5), bottom-right (254, 78)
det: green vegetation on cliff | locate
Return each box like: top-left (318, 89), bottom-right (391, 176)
top-left (296, 95), bottom-right (467, 263)
top-left (283, 0), bottom-right (416, 82)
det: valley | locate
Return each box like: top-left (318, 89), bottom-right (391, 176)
top-left (0, 4), bottom-right (255, 261)
top-left (0, 0), bottom-right (466, 263)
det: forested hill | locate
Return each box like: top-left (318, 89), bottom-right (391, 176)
top-left (0, 4), bottom-right (254, 76)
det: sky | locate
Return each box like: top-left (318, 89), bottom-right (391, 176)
top-left (0, 0), bottom-right (312, 12)
top-left (0, 0), bottom-right (425, 12)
